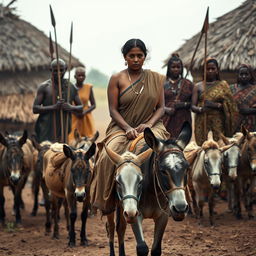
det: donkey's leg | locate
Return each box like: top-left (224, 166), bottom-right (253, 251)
top-left (14, 179), bottom-right (25, 224)
top-left (80, 200), bottom-right (89, 246)
top-left (31, 169), bottom-right (41, 216)
top-left (66, 192), bottom-right (77, 247)
top-left (106, 212), bottom-right (116, 256)
top-left (41, 179), bottom-right (51, 234)
top-left (233, 179), bottom-right (242, 219)
top-left (0, 185), bottom-right (5, 226)
top-left (63, 199), bottom-right (70, 231)
top-left (208, 192), bottom-right (215, 226)
top-left (116, 206), bottom-right (126, 256)
top-left (51, 195), bottom-right (60, 239)
top-left (246, 180), bottom-right (254, 219)
top-left (131, 215), bottom-right (149, 256)
top-left (151, 214), bottom-right (168, 256)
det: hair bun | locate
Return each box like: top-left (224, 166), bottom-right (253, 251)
top-left (171, 53), bottom-right (180, 58)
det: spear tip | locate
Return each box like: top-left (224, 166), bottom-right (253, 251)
top-left (70, 22), bottom-right (73, 44)
top-left (49, 5), bottom-right (56, 27)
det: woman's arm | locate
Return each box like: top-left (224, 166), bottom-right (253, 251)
top-left (191, 84), bottom-right (203, 113)
top-left (108, 74), bottom-right (138, 139)
top-left (82, 87), bottom-right (96, 115)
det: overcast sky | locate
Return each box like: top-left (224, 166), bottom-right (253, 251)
top-left (13, 0), bottom-right (243, 76)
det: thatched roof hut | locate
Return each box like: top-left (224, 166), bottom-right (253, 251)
top-left (164, 0), bottom-right (256, 84)
top-left (0, 2), bottom-right (83, 133)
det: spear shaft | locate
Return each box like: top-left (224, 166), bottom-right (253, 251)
top-left (65, 22), bottom-right (73, 143)
top-left (49, 32), bottom-right (57, 141)
top-left (50, 5), bottom-right (64, 143)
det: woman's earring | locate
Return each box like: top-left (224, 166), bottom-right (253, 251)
top-left (125, 61), bottom-right (127, 66)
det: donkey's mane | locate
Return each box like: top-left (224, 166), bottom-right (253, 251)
top-left (202, 140), bottom-right (219, 150)
top-left (121, 151), bottom-right (137, 161)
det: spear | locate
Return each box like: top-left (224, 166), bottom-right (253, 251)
top-left (49, 32), bottom-right (57, 141)
top-left (65, 22), bottom-right (73, 143)
top-left (202, 8), bottom-right (209, 140)
top-left (50, 5), bottom-right (64, 143)
top-left (184, 7), bottom-right (209, 79)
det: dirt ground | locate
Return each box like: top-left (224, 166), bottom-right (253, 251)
top-left (1, 103), bottom-right (256, 256)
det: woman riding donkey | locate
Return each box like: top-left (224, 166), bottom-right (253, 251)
top-left (91, 39), bottom-right (177, 256)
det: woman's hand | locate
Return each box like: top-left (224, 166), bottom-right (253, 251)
top-left (125, 127), bottom-right (138, 140)
top-left (135, 123), bottom-right (152, 133)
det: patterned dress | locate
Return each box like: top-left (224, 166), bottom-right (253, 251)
top-left (163, 78), bottom-right (193, 139)
top-left (230, 83), bottom-right (256, 132)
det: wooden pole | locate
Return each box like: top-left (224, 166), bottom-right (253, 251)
top-left (65, 22), bottom-right (73, 143)
top-left (50, 5), bottom-right (64, 143)
top-left (49, 32), bottom-right (57, 142)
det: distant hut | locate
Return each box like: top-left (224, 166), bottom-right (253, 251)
top-left (0, 2), bottom-right (83, 133)
top-left (164, 0), bottom-right (256, 84)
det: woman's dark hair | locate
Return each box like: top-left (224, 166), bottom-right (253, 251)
top-left (237, 64), bottom-right (256, 84)
top-left (121, 39), bottom-right (147, 57)
top-left (166, 53), bottom-right (184, 79)
top-left (203, 58), bottom-right (221, 80)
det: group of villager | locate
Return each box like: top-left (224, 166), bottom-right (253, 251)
top-left (0, 7), bottom-right (256, 256)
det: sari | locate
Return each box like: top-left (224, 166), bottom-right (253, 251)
top-left (195, 80), bottom-right (238, 146)
top-left (68, 83), bottom-right (96, 142)
top-left (90, 70), bottom-right (169, 214)
top-left (230, 83), bottom-right (256, 132)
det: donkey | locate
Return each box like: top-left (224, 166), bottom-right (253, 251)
top-left (189, 131), bottom-right (230, 225)
top-left (218, 133), bottom-right (244, 212)
top-left (43, 143), bottom-right (96, 246)
top-left (104, 145), bottom-right (152, 256)
top-left (30, 139), bottom-right (53, 233)
top-left (233, 127), bottom-right (256, 219)
top-left (0, 130), bottom-right (31, 225)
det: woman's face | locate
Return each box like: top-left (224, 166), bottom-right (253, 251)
top-left (125, 47), bottom-right (145, 71)
top-left (238, 67), bottom-right (251, 85)
top-left (206, 62), bottom-right (218, 81)
top-left (169, 61), bottom-right (182, 79)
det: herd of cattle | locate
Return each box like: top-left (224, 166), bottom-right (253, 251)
top-left (0, 123), bottom-right (255, 256)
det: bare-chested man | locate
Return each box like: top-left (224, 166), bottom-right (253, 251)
top-left (33, 59), bottom-right (83, 142)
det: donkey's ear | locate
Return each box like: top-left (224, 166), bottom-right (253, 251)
top-left (74, 128), bottom-right (81, 142)
top-left (207, 130), bottom-right (214, 141)
top-left (0, 133), bottom-right (8, 147)
top-left (84, 143), bottom-right (96, 160)
top-left (31, 136), bottom-right (42, 151)
top-left (144, 128), bottom-right (160, 152)
top-left (176, 122), bottom-right (192, 150)
top-left (90, 131), bottom-right (99, 143)
top-left (241, 125), bottom-right (251, 139)
top-left (219, 133), bottom-right (230, 145)
top-left (63, 144), bottom-right (76, 160)
top-left (19, 130), bottom-right (28, 147)
top-left (104, 143), bottom-right (122, 165)
top-left (135, 148), bottom-right (152, 165)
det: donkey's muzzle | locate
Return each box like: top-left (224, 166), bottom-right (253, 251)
top-left (170, 203), bottom-right (189, 221)
top-left (10, 173), bottom-right (21, 185)
top-left (75, 187), bottom-right (86, 202)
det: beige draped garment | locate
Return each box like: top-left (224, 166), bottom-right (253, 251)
top-left (90, 70), bottom-right (169, 214)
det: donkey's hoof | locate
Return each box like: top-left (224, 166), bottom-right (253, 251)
top-left (30, 211), bottom-right (37, 217)
top-left (235, 213), bottom-right (242, 220)
top-left (248, 214), bottom-right (254, 220)
top-left (68, 241), bottom-right (76, 248)
top-left (52, 234), bottom-right (59, 240)
top-left (80, 239), bottom-right (88, 246)
top-left (137, 242), bottom-right (149, 256)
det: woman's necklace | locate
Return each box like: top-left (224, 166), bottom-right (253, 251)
top-left (127, 69), bottom-right (144, 95)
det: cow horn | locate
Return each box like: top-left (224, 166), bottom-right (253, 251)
top-left (135, 148), bottom-right (152, 165)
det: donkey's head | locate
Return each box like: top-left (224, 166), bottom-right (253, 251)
top-left (144, 122), bottom-right (192, 221)
top-left (104, 144), bottom-right (152, 224)
top-left (220, 133), bottom-right (244, 180)
top-left (242, 126), bottom-right (256, 173)
top-left (202, 131), bottom-right (230, 189)
top-left (63, 143), bottom-right (96, 202)
top-left (70, 129), bottom-right (99, 151)
top-left (0, 130), bottom-right (27, 185)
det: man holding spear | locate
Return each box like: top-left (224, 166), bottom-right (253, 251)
top-left (33, 58), bottom-right (83, 143)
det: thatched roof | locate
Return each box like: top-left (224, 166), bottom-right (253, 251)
top-left (0, 3), bottom-right (83, 72)
top-left (164, 0), bottom-right (256, 71)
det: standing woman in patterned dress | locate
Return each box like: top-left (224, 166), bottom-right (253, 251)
top-left (163, 54), bottom-right (194, 139)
